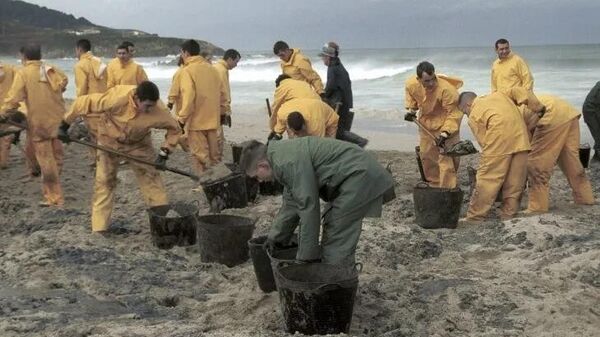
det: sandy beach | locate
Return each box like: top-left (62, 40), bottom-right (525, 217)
top-left (0, 122), bottom-right (598, 337)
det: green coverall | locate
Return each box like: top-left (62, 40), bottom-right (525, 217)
top-left (267, 137), bottom-right (394, 265)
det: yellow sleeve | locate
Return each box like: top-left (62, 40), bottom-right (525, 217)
top-left (153, 100), bottom-right (182, 150)
top-left (167, 70), bottom-right (181, 104)
top-left (404, 85), bottom-right (418, 111)
top-left (1, 71), bottom-right (27, 113)
top-left (297, 59), bottom-right (323, 93)
top-left (74, 63), bottom-right (88, 97)
top-left (440, 88), bottom-right (462, 135)
top-left (467, 118), bottom-right (486, 149)
top-left (491, 66), bottom-right (497, 93)
top-left (325, 110), bottom-right (339, 138)
top-left (64, 93), bottom-right (106, 123)
top-left (507, 87), bottom-right (544, 113)
top-left (518, 59), bottom-right (534, 91)
top-left (219, 78), bottom-right (229, 115)
top-left (106, 66), bottom-right (116, 89)
top-left (274, 111), bottom-right (287, 134)
top-left (177, 70), bottom-right (195, 124)
top-left (137, 65), bottom-right (148, 84)
top-left (272, 86), bottom-right (286, 116)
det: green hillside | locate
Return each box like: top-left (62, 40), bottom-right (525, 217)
top-left (0, 0), bottom-right (222, 57)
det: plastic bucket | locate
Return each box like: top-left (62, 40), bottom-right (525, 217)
top-left (259, 181), bottom-right (284, 196)
top-left (147, 201), bottom-right (199, 249)
top-left (225, 163), bottom-right (259, 202)
top-left (248, 235), bottom-right (297, 292)
top-left (275, 263), bottom-right (359, 335)
top-left (197, 214), bottom-right (255, 267)
top-left (413, 183), bottom-right (463, 229)
top-left (201, 173), bottom-right (248, 211)
top-left (580, 143), bottom-right (591, 169)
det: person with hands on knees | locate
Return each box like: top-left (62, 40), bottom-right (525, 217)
top-left (239, 137), bottom-right (395, 266)
top-left (63, 81), bottom-right (181, 234)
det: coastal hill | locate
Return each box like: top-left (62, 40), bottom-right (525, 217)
top-left (0, 0), bottom-right (222, 58)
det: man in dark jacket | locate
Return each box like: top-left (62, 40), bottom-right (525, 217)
top-left (583, 81), bottom-right (600, 162)
top-left (319, 42), bottom-right (368, 148)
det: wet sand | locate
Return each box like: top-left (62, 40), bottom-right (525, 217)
top-left (0, 128), bottom-right (599, 337)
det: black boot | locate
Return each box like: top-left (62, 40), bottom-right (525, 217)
top-left (340, 130), bottom-right (368, 148)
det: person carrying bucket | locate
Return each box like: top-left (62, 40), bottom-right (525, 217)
top-left (239, 137), bottom-right (395, 265)
top-left (404, 61), bottom-right (464, 188)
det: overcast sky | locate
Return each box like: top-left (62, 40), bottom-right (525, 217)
top-left (24, 0), bottom-right (600, 51)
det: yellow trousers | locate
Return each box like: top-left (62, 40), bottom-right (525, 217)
top-left (84, 116), bottom-right (100, 164)
top-left (467, 151), bottom-right (528, 221)
top-left (527, 119), bottom-right (595, 212)
top-left (419, 130), bottom-right (459, 188)
top-left (32, 138), bottom-right (64, 205)
top-left (188, 129), bottom-right (220, 174)
top-left (0, 135), bottom-right (12, 168)
top-left (24, 135), bottom-right (41, 176)
top-left (92, 146), bottom-right (168, 232)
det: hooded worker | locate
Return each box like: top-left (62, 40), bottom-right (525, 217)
top-left (61, 81), bottom-right (181, 233)
top-left (273, 98), bottom-right (338, 138)
top-left (582, 81), bottom-right (600, 162)
top-left (177, 39), bottom-right (227, 174)
top-left (512, 92), bottom-right (595, 213)
top-left (240, 137), bottom-right (395, 265)
top-left (404, 61), bottom-right (464, 188)
top-left (1, 44), bottom-right (68, 206)
top-left (106, 42), bottom-right (148, 89)
top-left (457, 88), bottom-right (542, 223)
top-left (491, 38), bottom-right (534, 93)
top-left (213, 49), bottom-right (241, 157)
top-left (273, 41), bottom-right (323, 94)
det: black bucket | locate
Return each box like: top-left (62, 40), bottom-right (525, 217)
top-left (413, 183), bottom-right (463, 229)
top-left (197, 214), bottom-right (255, 267)
top-left (248, 235), bottom-right (297, 293)
top-left (147, 201), bottom-right (199, 249)
top-left (259, 180), bottom-right (284, 196)
top-left (201, 173), bottom-right (248, 211)
top-left (232, 144), bottom-right (243, 165)
top-left (579, 143), bottom-right (591, 169)
top-left (225, 163), bottom-right (259, 202)
top-left (275, 263), bottom-right (359, 335)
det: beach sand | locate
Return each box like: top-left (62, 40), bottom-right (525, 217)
top-left (0, 123), bottom-right (598, 337)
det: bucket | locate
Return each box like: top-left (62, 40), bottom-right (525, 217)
top-left (197, 214), bottom-right (255, 267)
top-left (232, 144), bottom-right (243, 165)
top-left (201, 173), bottom-right (248, 211)
top-left (579, 143), bottom-right (591, 169)
top-left (259, 181), bottom-right (284, 196)
top-left (413, 183), bottom-right (463, 229)
top-left (275, 263), bottom-right (359, 335)
top-left (225, 163), bottom-right (259, 202)
top-left (147, 201), bottom-right (199, 249)
top-left (248, 235), bottom-right (298, 292)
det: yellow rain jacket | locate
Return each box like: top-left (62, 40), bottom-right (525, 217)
top-left (74, 51), bottom-right (107, 96)
top-left (271, 78), bottom-right (321, 129)
top-left (213, 59), bottom-right (231, 115)
top-left (177, 56), bottom-right (227, 131)
top-left (106, 58), bottom-right (148, 89)
top-left (491, 52), bottom-right (534, 93)
top-left (1, 61), bottom-right (68, 141)
top-left (281, 48), bottom-right (324, 94)
top-left (65, 85), bottom-right (181, 151)
top-left (274, 98), bottom-right (338, 137)
top-left (167, 66), bottom-right (185, 116)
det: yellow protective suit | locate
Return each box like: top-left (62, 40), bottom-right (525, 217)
top-left (1, 61), bottom-right (67, 205)
top-left (281, 48), bottom-right (324, 94)
top-left (518, 95), bottom-right (595, 212)
top-left (106, 58), bottom-right (148, 89)
top-left (65, 85), bottom-right (181, 231)
top-left (213, 59), bottom-right (232, 158)
top-left (466, 92), bottom-right (531, 221)
top-left (0, 63), bottom-right (16, 168)
top-left (491, 52), bottom-right (534, 93)
top-left (167, 66), bottom-right (190, 152)
top-left (405, 74), bottom-right (464, 188)
top-left (270, 78), bottom-right (320, 129)
top-left (177, 56), bottom-right (227, 174)
top-left (274, 98), bottom-right (338, 137)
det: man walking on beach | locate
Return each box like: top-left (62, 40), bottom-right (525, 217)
top-left (404, 61), bottom-right (463, 188)
top-left (177, 40), bottom-right (227, 175)
top-left (239, 137), bottom-right (394, 265)
top-left (583, 81), bottom-right (600, 162)
top-left (62, 81), bottom-right (181, 233)
top-left (273, 41), bottom-right (323, 94)
top-left (106, 42), bottom-right (148, 89)
top-left (1, 44), bottom-right (68, 207)
top-left (213, 49), bottom-right (241, 157)
top-left (491, 38), bottom-right (534, 93)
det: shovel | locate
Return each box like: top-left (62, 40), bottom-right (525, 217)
top-left (413, 119), bottom-right (478, 157)
top-left (1, 119), bottom-right (200, 181)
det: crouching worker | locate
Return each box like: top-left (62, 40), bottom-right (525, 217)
top-left (61, 81), bottom-right (181, 234)
top-left (240, 137), bottom-right (395, 265)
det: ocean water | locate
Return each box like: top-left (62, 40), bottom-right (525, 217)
top-left (2, 44), bottom-right (599, 143)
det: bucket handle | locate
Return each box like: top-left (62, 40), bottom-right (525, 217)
top-left (416, 181), bottom-right (430, 188)
top-left (315, 283), bottom-right (343, 292)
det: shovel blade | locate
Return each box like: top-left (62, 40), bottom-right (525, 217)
top-left (444, 140), bottom-right (478, 157)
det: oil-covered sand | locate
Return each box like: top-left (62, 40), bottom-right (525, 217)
top-left (0, 139), bottom-right (598, 337)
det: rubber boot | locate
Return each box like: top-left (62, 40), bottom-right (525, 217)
top-left (340, 130), bottom-right (368, 148)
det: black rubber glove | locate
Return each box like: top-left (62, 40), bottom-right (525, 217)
top-left (435, 132), bottom-right (449, 148)
top-left (404, 111), bottom-right (417, 122)
top-left (11, 131), bottom-right (21, 145)
top-left (167, 102), bottom-right (174, 111)
top-left (267, 131), bottom-right (282, 142)
top-left (221, 114), bottom-right (232, 128)
top-left (57, 121), bottom-right (71, 144)
top-left (154, 147), bottom-right (169, 170)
